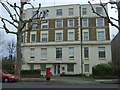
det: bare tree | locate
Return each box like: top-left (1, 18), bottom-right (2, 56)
top-left (88, 0), bottom-right (120, 32)
top-left (0, 0), bottom-right (49, 78)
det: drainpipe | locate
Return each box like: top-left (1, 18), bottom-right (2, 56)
top-left (79, 5), bottom-right (83, 74)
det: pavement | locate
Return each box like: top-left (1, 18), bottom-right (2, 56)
top-left (20, 76), bottom-right (120, 84)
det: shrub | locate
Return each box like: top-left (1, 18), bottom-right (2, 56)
top-left (92, 63), bottom-right (120, 76)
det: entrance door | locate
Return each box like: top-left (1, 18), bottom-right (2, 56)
top-left (54, 65), bottom-right (60, 75)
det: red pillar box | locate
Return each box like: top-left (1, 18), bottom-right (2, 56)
top-left (46, 68), bottom-right (51, 80)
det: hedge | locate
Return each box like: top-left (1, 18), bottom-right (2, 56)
top-left (92, 63), bottom-right (120, 76)
top-left (21, 69), bottom-right (41, 75)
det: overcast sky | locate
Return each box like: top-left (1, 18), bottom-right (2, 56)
top-left (0, 0), bottom-right (119, 40)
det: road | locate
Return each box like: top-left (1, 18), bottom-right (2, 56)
top-left (2, 81), bottom-right (120, 88)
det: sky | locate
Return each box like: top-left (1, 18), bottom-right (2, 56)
top-left (0, 0), bottom-right (119, 41)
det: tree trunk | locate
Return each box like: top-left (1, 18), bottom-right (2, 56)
top-left (15, 34), bottom-right (22, 78)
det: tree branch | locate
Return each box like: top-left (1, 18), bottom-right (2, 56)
top-left (1, 2), bottom-right (19, 23)
top-left (110, 17), bottom-right (120, 22)
top-left (88, 1), bottom-right (120, 31)
top-left (20, 23), bottom-right (27, 32)
top-left (25, 3), bottom-right (34, 8)
top-left (6, 2), bottom-right (21, 10)
top-left (31, 3), bottom-right (41, 19)
top-left (0, 17), bottom-right (18, 29)
top-left (6, 2), bottom-right (23, 22)
top-left (88, 1), bottom-right (107, 19)
top-left (1, 18), bottom-right (17, 35)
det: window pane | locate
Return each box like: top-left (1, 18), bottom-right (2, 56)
top-left (41, 64), bottom-right (46, 71)
top-left (68, 19), bottom-right (74, 27)
top-left (56, 33), bottom-right (62, 41)
top-left (98, 47), bottom-right (106, 58)
top-left (82, 19), bottom-right (88, 27)
top-left (96, 7), bottom-right (103, 14)
top-left (31, 34), bottom-right (35, 42)
top-left (98, 31), bottom-right (104, 40)
top-left (30, 64), bottom-right (34, 70)
top-left (82, 8), bottom-right (87, 15)
top-left (30, 48), bottom-right (35, 58)
top-left (56, 48), bottom-right (62, 58)
top-left (69, 32), bottom-right (74, 40)
top-left (69, 47), bottom-right (74, 58)
top-left (67, 64), bottom-right (74, 72)
top-left (32, 23), bottom-right (37, 30)
top-left (41, 22), bottom-right (48, 29)
top-left (32, 11), bottom-right (37, 17)
top-left (83, 32), bottom-right (88, 40)
top-left (56, 20), bottom-right (62, 28)
top-left (97, 18), bottom-right (104, 26)
top-left (56, 9), bottom-right (62, 16)
top-left (41, 48), bottom-right (47, 59)
top-left (84, 47), bottom-right (89, 58)
top-left (69, 8), bottom-right (74, 15)
top-left (41, 33), bottom-right (48, 42)
top-left (84, 64), bottom-right (89, 72)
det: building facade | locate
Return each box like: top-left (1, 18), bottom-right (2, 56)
top-left (21, 4), bottom-right (111, 76)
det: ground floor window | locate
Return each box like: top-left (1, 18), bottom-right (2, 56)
top-left (30, 64), bottom-right (34, 70)
top-left (67, 64), bottom-right (74, 72)
top-left (84, 64), bottom-right (89, 72)
top-left (40, 64), bottom-right (46, 71)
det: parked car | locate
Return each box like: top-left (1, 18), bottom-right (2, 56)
top-left (0, 71), bottom-right (19, 82)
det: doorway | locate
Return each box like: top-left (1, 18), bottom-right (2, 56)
top-left (54, 64), bottom-right (60, 76)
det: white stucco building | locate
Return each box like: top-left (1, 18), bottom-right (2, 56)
top-left (21, 4), bottom-right (111, 76)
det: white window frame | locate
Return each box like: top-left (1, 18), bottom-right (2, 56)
top-left (98, 47), bottom-right (106, 59)
top-left (41, 48), bottom-right (47, 59)
top-left (68, 19), bottom-right (74, 27)
top-left (84, 64), bottom-right (89, 72)
top-left (55, 20), bottom-right (63, 28)
top-left (68, 8), bottom-right (74, 15)
top-left (69, 47), bottom-right (74, 59)
top-left (56, 48), bottom-right (62, 59)
top-left (82, 29), bottom-right (89, 41)
top-left (97, 29), bottom-right (105, 40)
top-left (41, 31), bottom-right (48, 42)
top-left (30, 32), bottom-right (36, 42)
top-left (82, 19), bottom-right (89, 27)
top-left (68, 29), bottom-right (74, 41)
top-left (30, 48), bottom-right (35, 59)
top-left (67, 64), bottom-right (74, 72)
top-left (55, 30), bottom-right (63, 41)
top-left (96, 18), bottom-right (104, 27)
top-left (84, 47), bottom-right (89, 59)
